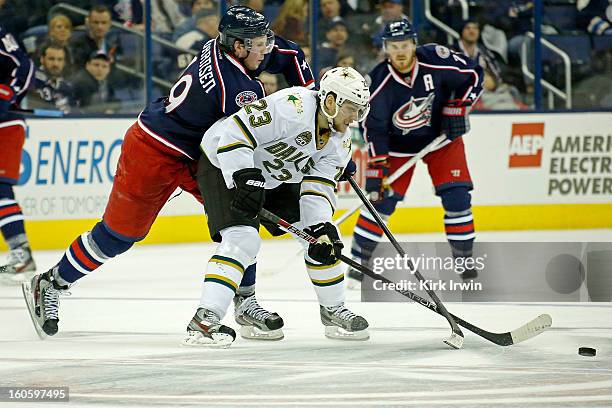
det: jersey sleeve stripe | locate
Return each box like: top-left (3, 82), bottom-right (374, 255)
top-left (302, 176), bottom-right (336, 188)
top-left (233, 116), bottom-right (258, 148)
top-left (300, 190), bottom-right (335, 213)
top-left (217, 141), bottom-right (254, 154)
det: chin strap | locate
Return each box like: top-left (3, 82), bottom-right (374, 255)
top-left (319, 97), bottom-right (341, 133)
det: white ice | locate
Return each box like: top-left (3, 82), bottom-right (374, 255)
top-left (1, 229), bottom-right (612, 407)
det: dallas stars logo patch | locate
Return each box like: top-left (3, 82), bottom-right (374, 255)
top-left (287, 94), bottom-right (304, 114)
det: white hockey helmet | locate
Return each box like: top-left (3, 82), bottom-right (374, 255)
top-left (318, 67), bottom-right (370, 125)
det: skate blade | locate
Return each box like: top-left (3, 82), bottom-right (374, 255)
top-left (240, 325), bottom-right (284, 341)
top-left (21, 281), bottom-right (47, 340)
top-left (324, 326), bottom-right (370, 341)
top-left (181, 331), bottom-right (234, 348)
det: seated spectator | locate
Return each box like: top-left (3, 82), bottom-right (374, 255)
top-left (69, 5), bottom-right (118, 69)
top-left (318, 19), bottom-right (349, 70)
top-left (272, 0), bottom-right (308, 44)
top-left (336, 52), bottom-right (355, 68)
top-left (370, 0), bottom-right (408, 49)
top-left (30, 41), bottom-right (74, 113)
top-left (258, 72), bottom-right (279, 95)
top-left (175, 8), bottom-right (218, 68)
top-left (151, 0), bottom-right (187, 34)
top-left (46, 14), bottom-right (73, 47)
top-left (173, 0), bottom-right (216, 41)
top-left (452, 20), bottom-right (503, 85)
top-left (577, 0), bottom-right (612, 35)
top-left (72, 50), bottom-right (117, 112)
top-left (94, 0), bottom-right (143, 27)
top-left (473, 68), bottom-right (528, 111)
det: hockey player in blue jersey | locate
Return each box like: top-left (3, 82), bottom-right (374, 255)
top-left (22, 6), bottom-right (315, 340)
top-left (348, 19), bottom-right (484, 286)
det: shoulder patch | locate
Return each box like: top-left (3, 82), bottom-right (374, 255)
top-left (435, 45), bottom-right (451, 59)
top-left (286, 93), bottom-right (304, 114)
top-left (235, 90), bottom-right (258, 107)
top-left (295, 131), bottom-right (312, 146)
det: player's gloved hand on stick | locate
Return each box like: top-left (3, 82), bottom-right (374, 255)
top-left (338, 159), bottom-right (357, 181)
top-left (305, 222), bottom-right (344, 265)
top-left (365, 155), bottom-right (389, 204)
top-left (0, 84), bottom-right (15, 119)
top-left (441, 99), bottom-right (471, 141)
top-left (231, 168), bottom-right (266, 219)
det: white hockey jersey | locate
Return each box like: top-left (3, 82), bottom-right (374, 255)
top-left (201, 86), bottom-right (352, 226)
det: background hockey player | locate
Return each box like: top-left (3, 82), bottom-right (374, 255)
top-left (348, 19), bottom-right (484, 286)
top-left (0, 25), bottom-right (36, 283)
top-left (185, 67), bottom-right (370, 347)
top-left (22, 6), bottom-right (314, 339)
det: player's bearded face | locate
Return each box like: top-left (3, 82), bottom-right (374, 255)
top-left (385, 39), bottom-right (416, 73)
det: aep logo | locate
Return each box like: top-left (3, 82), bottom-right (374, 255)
top-left (508, 123), bottom-right (545, 168)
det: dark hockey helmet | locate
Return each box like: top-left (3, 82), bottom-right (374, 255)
top-left (382, 18), bottom-right (418, 45)
top-left (219, 6), bottom-right (275, 54)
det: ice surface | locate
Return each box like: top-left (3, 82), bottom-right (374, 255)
top-left (1, 230), bottom-right (611, 407)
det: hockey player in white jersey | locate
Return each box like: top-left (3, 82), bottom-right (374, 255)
top-left (184, 67), bottom-right (370, 347)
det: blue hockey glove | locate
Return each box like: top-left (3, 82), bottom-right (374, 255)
top-left (441, 99), bottom-right (471, 141)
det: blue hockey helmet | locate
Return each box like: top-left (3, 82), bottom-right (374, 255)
top-left (382, 18), bottom-right (418, 44)
top-left (219, 6), bottom-right (275, 54)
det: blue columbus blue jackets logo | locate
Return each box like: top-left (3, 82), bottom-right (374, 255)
top-left (392, 93), bottom-right (435, 135)
top-left (235, 91), bottom-right (258, 107)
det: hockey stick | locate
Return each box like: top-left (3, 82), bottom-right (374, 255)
top-left (347, 176), bottom-right (465, 349)
top-left (334, 135), bottom-right (447, 228)
top-left (10, 107), bottom-right (64, 118)
top-left (260, 207), bottom-right (552, 347)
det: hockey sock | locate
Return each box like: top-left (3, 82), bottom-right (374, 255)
top-left (55, 222), bottom-right (133, 284)
top-left (440, 187), bottom-right (475, 258)
top-left (200, 226), bottom-right (260, 318)
top-left (0, 183), bottom-right (27, 247)
top-left (351, 209), bottom-right (391, 265)
top-left (238, 264), bottom-right (256, 296)
top-left (304, 252), bottom-right (345, 308)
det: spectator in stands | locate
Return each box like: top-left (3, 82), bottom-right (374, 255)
top-left (175, 8), bottom-right (218, 51)
top-left (258, 72), bottom-right (279, 95)
top-left (69, 5), bottom-right (117, 69)
top-left (173, 0), bottom-right (215, 40)
top-left (574, 47), bottom-right (612, 108)
top-left (321, 0), bottom-right (343, 23)
top-left (47, 14), bottom-right (73, 47)
top-left (473, 67), bottom-right (528, 111)
top-left (452, 20), bottom-right (504, 85)
top-left (318, 19), bottom-right (349, 70)
top-left (272, 0), bottom-right (308, 43)
top-left (370, 0), bottom-right (408, 49)
top-left (72, 50), bottom-right (117, 112)
top-left (336, 52), bottom-right (355, 68)
top-left (30, 42), bottom-right (73, 113)
top-left (151, 0), bottom-right (187, 34)
top-left (577, 0), bottom-right (612, 35)
top-left (239, 0), bottom-right (264, 13)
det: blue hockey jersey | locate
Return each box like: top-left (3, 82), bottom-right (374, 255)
top-left (0, 25), bottom-right (34, 122)
top-left (364, 43), bottom-right (484, 156)
top-left (138, 36), bottom-right (314, 160)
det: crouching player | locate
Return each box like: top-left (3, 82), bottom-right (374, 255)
top-left (184, 67), bottom-right (370, 346)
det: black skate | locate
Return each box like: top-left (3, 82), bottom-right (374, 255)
top-left (0, 244), bottom-right (36, 284)
top-left (183, 308), bottom-right (236, 348)
top-left (320, 304), bottom-right (369, 341)
top-left (234, 294), bottom-right (284, 340)
top-left (22, 269), bottom-right (70, 339)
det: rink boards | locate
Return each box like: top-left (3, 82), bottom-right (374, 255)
top-left (5, 111), bottom-right (612, 249)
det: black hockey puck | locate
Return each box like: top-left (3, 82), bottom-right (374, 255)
top-left (578, 347), bottom-right (596, 357)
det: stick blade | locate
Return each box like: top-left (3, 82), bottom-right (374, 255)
top-left (444, 332), bottom-right (464, 349)
top-left (509, 313), bottom-right (552, 345)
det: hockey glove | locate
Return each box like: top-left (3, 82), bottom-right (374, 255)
top-left (338, 159), bottom-right (357, 181)
top-left (231, 168), bottom-right (266, 219)
top-left (365, 155), bottom-right (389, 204)
top-left (0, 84), bottom-right (15, 119)
top-left (441, 99), bottom-right (471, 141)
top-left (305, 222), bottom-right (344, 265)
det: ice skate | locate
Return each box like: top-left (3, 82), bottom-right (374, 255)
top-left (234, 294), bottom-right (284, 340)
top-left (22, 269), bottom-right (70, 339)
top-left (320, 304), bottom-right (369, 340)
top-left (0, 244), bottom-right (36, 284)
top-left (183, 308), bottom-right (236, 348)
